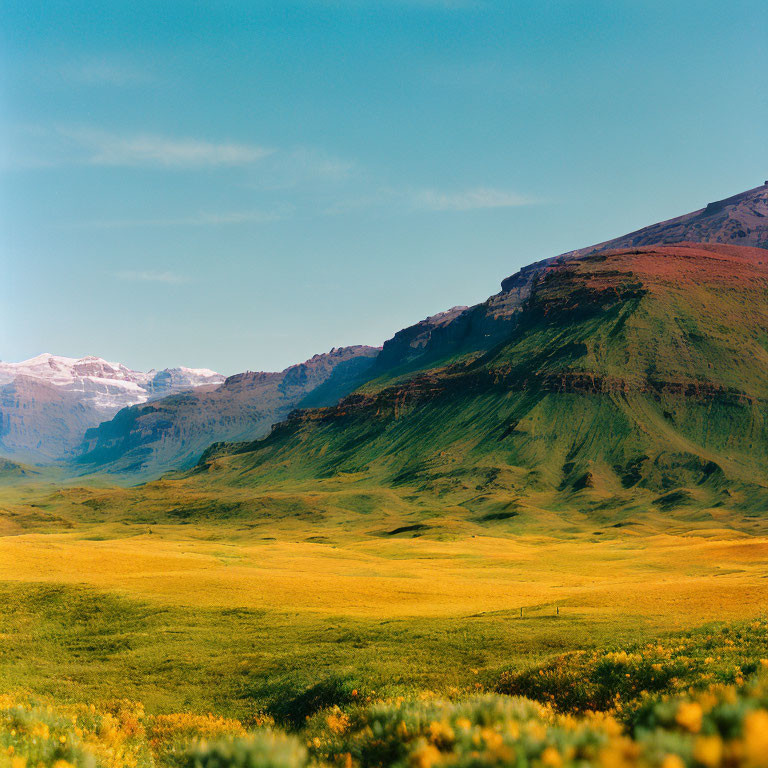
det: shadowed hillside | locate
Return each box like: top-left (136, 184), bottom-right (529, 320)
top-left (75, 346), bottom-right (379, 479)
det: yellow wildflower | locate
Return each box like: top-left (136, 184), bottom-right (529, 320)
top-left (454, 717), bottom-right (472, 731)
top-left (479, 728), bottom-right (503, 750)
top-left (598, 743), bottom-right (638, 768)
top-left (526, 721), bottom-right (547, 741)
top-left (326, 711), bottom-right (351, 735)
top-left (693, 735), bottom-right (722, 768)
top-left (427, 721), bottom-right (454, 747)
top-left (675, 701), bottom-right (703, 733)
top-left (409, 742), bottom-right (441, 768)
top-left (744, 709), bottom-right (768, 767)
top-left (540, 746), bottom-right (562, 767)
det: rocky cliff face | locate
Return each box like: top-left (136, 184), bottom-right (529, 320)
top-left (75, 346), bottom-right (380, 478)
top-left (0, 377), bottom-right (104, 462)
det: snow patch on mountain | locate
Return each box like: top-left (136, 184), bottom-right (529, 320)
top-left (0, 353), bottom-right (224, 413)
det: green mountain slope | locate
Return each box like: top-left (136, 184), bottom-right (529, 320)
top-left (187, 243), bottom-right (768, 522)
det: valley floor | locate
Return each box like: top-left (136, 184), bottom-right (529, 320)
top-left (1, 517), bottom-right (767, 714)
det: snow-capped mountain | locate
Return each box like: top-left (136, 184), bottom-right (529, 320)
top-left (0, 354), bottom-right (223, 412)
top-left (0, 354), bottom-right (223, 461)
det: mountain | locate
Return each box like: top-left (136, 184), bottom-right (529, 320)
top-left (75, 346), bottom-right (380, 478)
top-left (0, 354), bottom-right (223, 462)
top-left (352, 183), bottom-right (768, 387)
top-left (562, 182), bottom-right (768, 258)
top-left (157, 183), bottom-right (768, 528)
top-left (0, 354), bottom-right (222, 410)
top-left (187, 242), bottom-right (768, 526)
top-left (23, 182), bottom-right (768, 528)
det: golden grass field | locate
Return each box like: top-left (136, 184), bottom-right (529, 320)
top-left (2, 521), bottom-right (768, 621)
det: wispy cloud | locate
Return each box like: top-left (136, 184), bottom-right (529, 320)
top-left (254, 148), bottom-right (357, 190)
top-left (321, 187), bottom-right (396, 215)
top-left (415, 187), bottom-right (534, 211)
top-left (193, 209), bottom-right (287, 225)
top-left (288, 148), bottom-right (355, 181)
top-left (58, 127), bottom-right (273, 168)
top-left (323, 185), bottom-right (536, 216)
top-left (116, 270), bottom-right (190, 284)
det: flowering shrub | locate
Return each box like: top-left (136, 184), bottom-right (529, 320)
top-left (172, 731), bottom-right (308, 768)
top-left (0, 695), bottom-right (152, 768)
top-left (146, 712), bottom-right (247, 765)
top-left (2, 621), bottom-right (768, 767)
top-left (303, 694), bottom-right (633, 768)
top-left (301, 682), bottom-right (768, 767)
top-left (630, 671), bottom-right (768, 767)
top-left (496, 620), bottom-right (768, 716)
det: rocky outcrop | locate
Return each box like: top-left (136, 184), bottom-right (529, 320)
top-left (242, 243), bottom-right (768, 434)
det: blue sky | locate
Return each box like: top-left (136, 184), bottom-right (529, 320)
top-left (1, 0), bottom-right (766, 374)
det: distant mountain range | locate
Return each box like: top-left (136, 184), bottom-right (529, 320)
top-left (0, 354), bottom-right (223, 461)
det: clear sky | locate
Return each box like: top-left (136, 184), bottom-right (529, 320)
top-left (1, 0), bottom-right (766, 375)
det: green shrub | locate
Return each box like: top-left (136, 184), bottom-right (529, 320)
top-left (304, 694), bottom-right (624, 768)
top-left (269, 676), bottom-right (371, 729)
top-left (173, 731), bottom-right (307, 768)
top-left (0, 695), bottom-right (153, 768)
